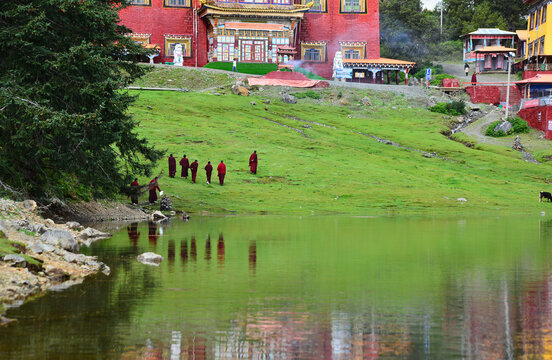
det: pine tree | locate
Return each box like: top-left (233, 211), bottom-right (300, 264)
top-left (0, 0), bottom-right (163, 200)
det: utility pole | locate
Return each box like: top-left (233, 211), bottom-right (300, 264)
top-left (440, 1), bottom-right (443, 36)
top-left (505, 53), bottom-right (512, 120)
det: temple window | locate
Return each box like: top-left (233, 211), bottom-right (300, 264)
top-left (301, 42), bottom-right (326, 62)
top-left (537, 8), bottom-right (541, 26)
top-left (340, 42), bottom-right (365, 59)
top-left (528, 42), bottom-right (534, 56)
top-left (129, 34), bottom-right (151, 45)
top-left (164, 0), bottom-right (190, 7)
top-left (164, 36), bottom-right (192, 57)
top-left (239, 0), bottom-right (269, 4)
top-left (530, 12), bottom-right (535, 30)
top-left (272, 0), bottom-right (292, 4)
top-left (540, 37), bottom-right (545, 54)
top-left (128, 0), bottom-right (151, 6)
top-left (341, 0), bottom-right (365, 13)
top-left (303, 0), bottom-right (326, 12)
top-left (543, 5), bottom-right (548, 23)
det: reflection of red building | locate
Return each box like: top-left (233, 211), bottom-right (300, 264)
top-left (118, 0), bottom-right (385, 79)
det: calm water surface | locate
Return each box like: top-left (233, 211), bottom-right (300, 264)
top-left (2, 215), bottom-right (552, 359)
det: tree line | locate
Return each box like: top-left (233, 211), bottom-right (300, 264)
top-left (380, 0), bottom-right (528, 70)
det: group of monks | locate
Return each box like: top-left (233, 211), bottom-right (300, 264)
top-left (168, 154), bottom-right (227, 185)
top-left (131, 151), bottom-right (258, 205)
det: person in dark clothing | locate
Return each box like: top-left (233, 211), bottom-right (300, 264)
top-left (205, 161), bottom-right (213, 184)
top-left (179, 155), bottom-right (189, 179)
top-left (190, 160), bottom-right (198, 183)
top-left (168, 154), bottom-right (176, 178)
top-left (217, 161), bottom-right (226, 186)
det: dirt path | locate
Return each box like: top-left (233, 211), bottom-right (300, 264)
top-left (461, 109), bottom-right (510, 146)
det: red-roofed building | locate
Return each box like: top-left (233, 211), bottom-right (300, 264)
top-left (118, 0), bottom-right (412, 80)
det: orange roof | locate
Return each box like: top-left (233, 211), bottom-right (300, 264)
top-left (343, 57), bottom-right (416, 66)
top-left (516, 30), bottom-right (528, 42)
top-left (224, 22), bottom-right (283, 31)
top-left (143, 43), bottom-right (160, 49)
top-left (474, 46), bottom-right (516, 53)
top-left (516, 74), bottom-right (552, 84)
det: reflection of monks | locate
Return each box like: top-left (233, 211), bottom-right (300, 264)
top-left (249, 241), bottom-right (257, 271)
top-left (148, 221), bottom-right (158, 245)
top-left (168, 240), bottom-right (175, 263)
top-left (190, 236), bottom-right (197, 262)
top-left (217, 233), bottom-right (225, 265)
top-left (127, 222), bottom-right (140, 248)
top-left (205, 234), bottom-right (211, 261)
top-left (181, 239), bottom-right (188, 264)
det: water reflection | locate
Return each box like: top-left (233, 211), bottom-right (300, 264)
top-left (5, 216), bottom-right (552, 359)
top-left (217, 233), bottom-right (225, 266)
top-left (148, 221), bottom-right (158, 246)
top-left (127, 222), bottom-right (140, 248)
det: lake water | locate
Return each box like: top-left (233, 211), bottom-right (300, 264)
top-left (2, 215), bottom-right (552, 359)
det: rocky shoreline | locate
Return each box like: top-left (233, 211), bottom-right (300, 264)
top-left (0, 198), bottom-right (140, 326)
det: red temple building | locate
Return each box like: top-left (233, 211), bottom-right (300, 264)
top-left (118, 0), bottom-right (414, 80)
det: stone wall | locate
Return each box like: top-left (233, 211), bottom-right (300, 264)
top-left (465, 85), bottom-right (522, 106)
top-left (518, 106), bottom-right (552, 139)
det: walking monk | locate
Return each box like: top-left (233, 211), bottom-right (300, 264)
top-left (205, 161), bottom-right (213, 184)
top-left (190, 160), bottom-right (199, 183)
top-left (179, 155), bottom-right (189, 179)
top-left (249, 150), bottom-right (258, 174)
top-left (217, 160), bottom-right (226, 186)
top-left (130, 178), bottom-right (139, 205)
top-left (149, 176), bottom-right (161, 204)
top-left (168, 154), bottom-right (176, 178)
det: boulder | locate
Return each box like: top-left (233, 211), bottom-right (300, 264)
top-left (264, 99), bottom-right (271, 105)
top-left (3, 254), bottom-right (26, 268)
top-left (457, 198), bottom-right (468, 202)
top-left (282, 93), bottom-right (297, 104)
top-left (151, 211), bottom-right (167, 221)
top-left (66, 221), bottom-right (84, 231)
top-left (20, 200), bottom-right (37, 213)
top-left (137, 252), bottom-right (164, 266)
top-left (250, 101), bottom-right (256, 106)
top-left (28, 241), bottom-right (55, 254)
top-left (40, 229), bottom-right (80, 253)
top-left (494, 121), bottom-right (512, 134)
top-left (361, 97), bottom-right (372, 106)
top-left (339, 99), bottom-right (350, 106)
top-left (427, 96), bottom-right (437, 108)
top-left (78, 227), bottom-right (111, 245)
top-left (32, 224), bottom-right (47, 234)
top-left (231, 85), bottom-right (249, 96)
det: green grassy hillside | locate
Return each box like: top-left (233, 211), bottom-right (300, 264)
top-left (129, 89), bottom-right (552, 215)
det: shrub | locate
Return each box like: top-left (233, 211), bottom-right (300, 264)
top-left (486, 120), bottom-right (507, 137)
top-left (509, 116), bottom-right (530, 134)
top-left (293, 90), bottom-right (321, 100)
top-left (430, 73), bottom-right (457, 86)
top-left (485, 117), bottom-right (530, 137)
top-left (429, 101), bottom-right (466, 116)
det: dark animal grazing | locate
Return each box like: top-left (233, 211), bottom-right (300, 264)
top-left (540, 191), bottom-right (552, 202)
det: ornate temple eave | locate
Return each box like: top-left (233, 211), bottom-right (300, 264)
top-left (198, 1), bottom-right (311, 18)
top-left (343, 58), bottom-right (416, 70)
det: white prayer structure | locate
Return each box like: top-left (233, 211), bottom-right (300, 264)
top-left (147, 50), bottom-right (159, 65)
top-left (173, 44), bottom-right (183, 66)
top-left (332, 51), bottom-right (345, 81)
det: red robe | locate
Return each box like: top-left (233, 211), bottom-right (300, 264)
top-left (217, 162), bottom-right (226, 185)
top-left (190, 161), bottom-right (198, 183)
top-left (130, 180), bottom-right (139, 204)
top-left (249, 152), bottom-right (258, 174)
top-left (149, 178), bottom-right (160, 203)
top-left (205, 163), bottom-right (213, 183)
top-left (168, 156), bottom-right (176, 177)
top-left (471, 73), bottom-right (477, 84)
top-left (179, 157), bottom-right (189, 178)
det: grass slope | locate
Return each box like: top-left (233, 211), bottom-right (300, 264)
top-left (204, 62), bottom-right (277, 75)
top-left (132, 66), bottom-right (233, 90)
top-left (129, 89), bottom-right (552, 215)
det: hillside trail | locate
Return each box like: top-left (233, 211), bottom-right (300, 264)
top-left (461, 109), bottom-right (539, 163)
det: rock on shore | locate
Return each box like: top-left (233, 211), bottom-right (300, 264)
top-left (0, 198), bottom-right (111, 325)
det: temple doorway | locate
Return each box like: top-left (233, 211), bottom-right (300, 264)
top-left (240, 40), bottom-right (266, 62)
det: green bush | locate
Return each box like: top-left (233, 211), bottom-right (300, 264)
top-left (293, 90), bottom-right (321, 100)
top-left (485, 117), bottom-right (530, 137)
top-left (486, 120), bottom-right (507, 137)
top-left (430, 73), bottom-right (457, 86)
top-left (413, 64), bottom-right (444, 79)
top-left (509, 116), bottom-right (530, 134)
top-left (429, 101), bottom-right (466, 116)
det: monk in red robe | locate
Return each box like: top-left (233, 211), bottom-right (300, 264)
top-left (249, 150), bottom-right (258, 174)
top-left (179, 155), bottom-right (189, 179)
top-left (205, 161), bottom-right (213, 184)
top-left (149, 176), bottom-right (161, 204)
top-left (217, 161), bottom-right (226, 186)
top-left (190, 160), bottom-right (198, 183)
top-left (168, 154), bottom-right (176, 178)
top-left (130, 178), bottom-right (139, 205)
